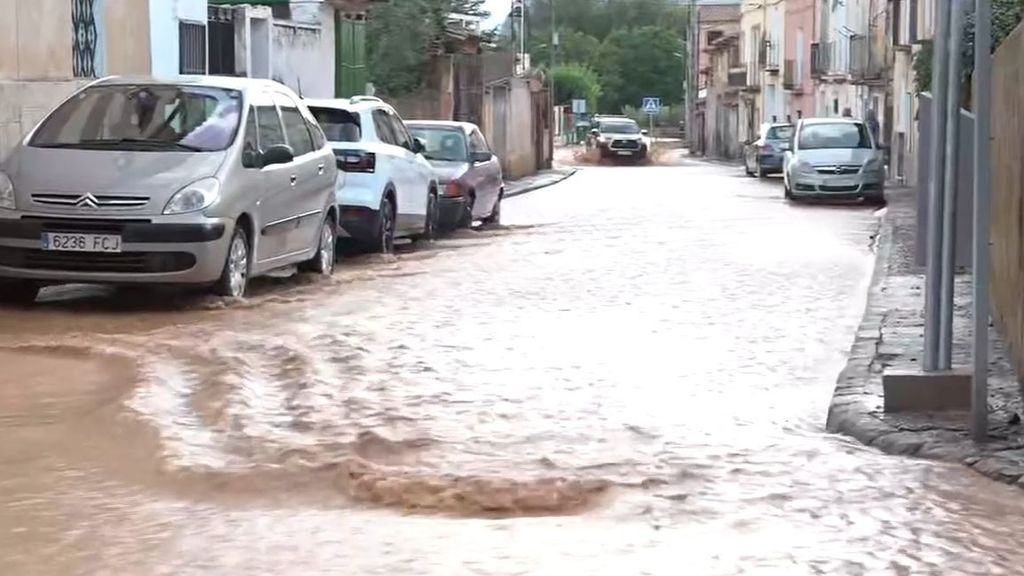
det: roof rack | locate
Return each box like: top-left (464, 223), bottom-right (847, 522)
top-left (349, 95), bottom-right (384, 104)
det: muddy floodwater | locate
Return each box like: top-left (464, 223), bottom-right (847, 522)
top-left (2, 160), bottom-right (1024, 575)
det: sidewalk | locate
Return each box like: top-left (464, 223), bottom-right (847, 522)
top-left (826, 186), bottom-right (1024, 486)
top-left (504, 167), bottom-right (577, 198)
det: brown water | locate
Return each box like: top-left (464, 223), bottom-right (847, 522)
top-left (1, 161), bottom-right (1022, 575)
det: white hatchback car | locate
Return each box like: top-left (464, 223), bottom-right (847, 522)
top-left (306, 97), bottom-right (439, 253)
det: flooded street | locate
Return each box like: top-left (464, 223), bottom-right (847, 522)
top-left (2, 160), bottom-right (1024, 575)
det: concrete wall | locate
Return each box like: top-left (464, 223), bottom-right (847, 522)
top-left (271, 5), bottom-right (335, 98)
top-left (105, 1), bottom-right (151, 75)
top-left (149, 0), bottom-right (208, 76)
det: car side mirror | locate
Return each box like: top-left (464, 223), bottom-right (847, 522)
top-left (590, 129), bottom-right (599, 136)
top-left (471, 151), bottom-right (492, 164)
top-left (413, 138), bottom-right (426, 154)
top-left (261, 144), bottom-right (294, 167)
top-left (641, 129), bottom-right (649, 136)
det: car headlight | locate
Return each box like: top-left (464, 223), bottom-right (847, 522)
top-left (0, 172), bottom-right (15, 210)
top-left (164, 177), bottom-right (221, 215)
top-left (794, 160), bottom-right (816, 176)
top-left (864, 157), bottom-right (884, 172)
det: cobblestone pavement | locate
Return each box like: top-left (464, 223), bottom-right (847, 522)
top-left (826, 184), bottom-right (1024, 485)
top-left (3, 162), bottom-right (1024, 574)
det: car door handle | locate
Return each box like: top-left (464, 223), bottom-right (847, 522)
top-left (290, 174), bottom-right (298, 186)
top-left (317, 163), bottom-right (325, 175)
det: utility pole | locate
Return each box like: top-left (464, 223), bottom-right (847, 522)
top-left (972, 0), bottom-right (993, 441)
top-left (551, 0), bottom-right (557, 134)
top-left (687, 0), bottom-right (698, 149)
top-left (923, 0), bottom-right (951, 371)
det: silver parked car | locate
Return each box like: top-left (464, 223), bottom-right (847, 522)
top-left (405, 121), bottom-right (503, 230)
top-left (782, 118), bottom-right (885, 204)
top-left (0, 76), bottom-right (339, 302)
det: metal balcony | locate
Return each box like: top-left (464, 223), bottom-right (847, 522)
top-left (783, 59), bottom-right (802, 92)
top-left (728, 70), bottom-right (747, 88)
top-left (763, 42), bottom-right (780, 74)
top-left (810, 42), bottom-right (830, 78)
top-left (850, 34), bottom-right (886, 84)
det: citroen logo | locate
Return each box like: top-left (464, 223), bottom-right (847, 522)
top-left (74, 194), bottom-right (100, 209)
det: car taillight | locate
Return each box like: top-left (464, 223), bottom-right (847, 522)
top-left (444, 180), bottom-right (464, 197)
top-left (335, 150), bottom-right (376, 173)
top-left (760, 144), bottom-right (774, 153)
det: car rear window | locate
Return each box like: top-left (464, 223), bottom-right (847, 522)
top-left (310, 107), bottom-right (361, 143)
top-left (765, 125), bottom-right (794, 140)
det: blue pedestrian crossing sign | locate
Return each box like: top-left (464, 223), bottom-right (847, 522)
top-left (642, 97), bottom-right (661, 114)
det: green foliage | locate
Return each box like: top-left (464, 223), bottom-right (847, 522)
top-left (524, 0), bottom-right (689, 113)
top-left (552, 63), bottom-right (602, 108)
top-left (367, 0), bottom-right (489, 97)
top-left (594, 26), bottom-right (684, 113)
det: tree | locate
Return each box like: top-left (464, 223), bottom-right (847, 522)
top-left (367, 0), bottom-right (490, 97)
top-left (594, 26), bottom-right (684, 113)
top-left (551, 63), bottom-right (603, 109)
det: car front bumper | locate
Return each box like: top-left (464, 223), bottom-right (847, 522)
top-left (789, 172), bottom-right (885, 199)
top-left (0, 212), bottom-right (232, 285)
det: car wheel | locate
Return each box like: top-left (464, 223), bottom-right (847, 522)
top-left (0, 281), bottom-right (39, 305)
top-left (419, 191), bottom-right (438, 241)
top-left (457, 193), bottom-right (475, 229)
top-left (376, 195), bottom-right (396, 254)
top-left (864, 192), bottom-right (886, 206)
top-left (301, 215), bottom-right (336, 275)
top-left (482, 191), bottom-right (502, 226)
top-left (215, 225), bottom-right (249, 298)
top-left (784, 179), bottom-right (795, 201)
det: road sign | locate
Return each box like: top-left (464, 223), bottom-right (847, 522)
top-left (572, 99), bottom-right (587, 114)
top-left (642, 97), bottom-right (661, 115)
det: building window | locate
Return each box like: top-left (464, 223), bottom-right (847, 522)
top-left (208, 7), bottom-right (236, 76)
top-left (272, 3), bottom-right (292, 20)
top-left (72, 0), bottom-right (100, 78)
top-left (179, 21), bottom-right (208, 75)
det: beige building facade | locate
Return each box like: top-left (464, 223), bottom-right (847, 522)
top-left (0, 0), bottom-right (152, 160)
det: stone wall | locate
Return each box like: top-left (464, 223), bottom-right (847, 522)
top-left (991, 22), bottom-right (1024, 380)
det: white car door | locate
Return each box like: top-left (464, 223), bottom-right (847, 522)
top-left (383, 110), bottom-right (428, 230)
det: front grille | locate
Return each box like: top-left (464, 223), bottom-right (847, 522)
top-left (611, 139), bottom-right (640, 149)
top-left (814, 165), bottom-right (861, 175)
top-left (0, 247), bottom-right (196, 274)
top-left (819, 184), bottom-right (860, 193)
top-left (23, 218), bottom-right (149, 235)
top-left (31, 193), bottom-right (149, 209)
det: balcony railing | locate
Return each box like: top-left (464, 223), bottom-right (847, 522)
top-left (763, 41), bottom-right (780, 73)
top-left (810, 42), bottom-right (830, 78)
top-left (783, 59), bottom-right (801, 91)
top-left (850, 34), bottom-right (886, 83)
top-left (728, 70), bottom-right (747, 88)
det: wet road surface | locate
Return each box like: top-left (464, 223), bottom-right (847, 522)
top-left (2, 157), bottom-right (1024, 574)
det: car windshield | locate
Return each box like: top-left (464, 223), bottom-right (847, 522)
top-left (30, 84), bottom-right (242, 152)
top-left (765, 125), bottom-right (794, 140)
top-left (310, 106), bottom-right (362, 142)
top-left (600, 122), bottom-right (641, 135)
top-left (408, 126), bottom-right (468, 162)
top-left (798, 122), bottom-right (872, 150)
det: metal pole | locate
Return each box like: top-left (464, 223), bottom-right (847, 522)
top-left (924, 0), bottom-right (951, 371)
top-left (939, 0), bottom-right (966, 368)
top-left (689, 0), bottom-right (698, 149)
top-left (972, 0), bottom-right (992, 441)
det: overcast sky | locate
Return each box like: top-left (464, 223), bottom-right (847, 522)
top-left (483, 0), bottom-right (509, 27)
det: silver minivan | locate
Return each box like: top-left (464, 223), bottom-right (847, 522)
top-left (0, 76), bottom-right (339, 302)
top-left (782, 118), bottom-right (886, 204)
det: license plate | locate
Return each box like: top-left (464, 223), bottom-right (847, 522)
top-left (616, 150), bottom-right (633, 156)
top-left (41, 232), bottom-right (122, 253)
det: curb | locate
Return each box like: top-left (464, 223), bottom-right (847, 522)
top-left (825, 195), bottom-right (1024, 488)
top-left (504, 168), bottom-right (578, 199)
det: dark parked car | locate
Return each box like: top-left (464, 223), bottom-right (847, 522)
top-left (744, 122), bottom-right (794, 178)
top-left (406, 121), bottom-right (503, 230)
